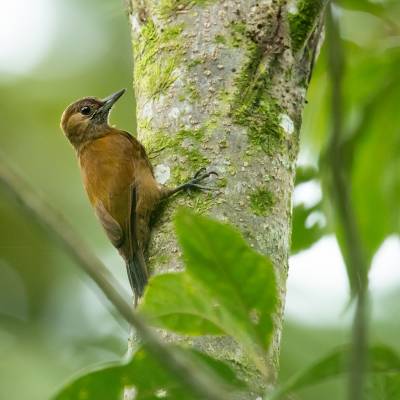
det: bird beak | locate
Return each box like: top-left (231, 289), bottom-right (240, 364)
top-left (101, 88), bottom-right (126, 109)
top-left (101, 89), bottom-right (126, 112)
top-left (92, 89), bottom-right (126, 122)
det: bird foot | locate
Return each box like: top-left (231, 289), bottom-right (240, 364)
top-left (164, 168), bottom-right (219, 198)
top-left (184, 168), bottom-right (219, 191)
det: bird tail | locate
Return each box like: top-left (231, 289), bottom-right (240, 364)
top-left (125, 185), bottom-right (148, 304)
top-left (126, 250), bottom-right (148, 302)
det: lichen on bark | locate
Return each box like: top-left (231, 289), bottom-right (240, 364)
top-left (127, 0), bottom-right (325, 396)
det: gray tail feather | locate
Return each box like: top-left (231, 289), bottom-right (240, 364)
top-left (126, 252), bottom-right (148, 301)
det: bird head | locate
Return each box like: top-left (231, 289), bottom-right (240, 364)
top-left (60, 89), bottom-right (126, 148)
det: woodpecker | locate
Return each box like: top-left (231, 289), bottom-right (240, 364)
top-left (61, 89), bottom-right (215, 302)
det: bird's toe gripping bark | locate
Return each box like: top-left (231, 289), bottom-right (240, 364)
top-left (163, 168), bottom-right (219, 198)
top-left (185, 168), bottom-right (219, 191)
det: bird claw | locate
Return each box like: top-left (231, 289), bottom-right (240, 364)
top-left (192, 168), bottom-right (218, 181)
top-left (193, 167), bottom-right (206, 179)
top-left (185, 169), bottom-right (219, 191)
top-left (165, 168), bottom-right (220, 198)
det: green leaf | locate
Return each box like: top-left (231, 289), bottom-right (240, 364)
top-left (53, 346), bottom-right (245, 400)
top-left (326, 74), bottom-right (400, 289)
top-left (140, 210), bottom-right (277, 375)
top-left (349, 82), bottom-right (400, 263)
top-left (366, 373), bottom-right (400, 400)
top-left (267, 345), bottom-right (400, 400)
top-left (291, 167), bottom-right (327, 253)
top-left (305, 34), bottom-right (400, 291)
top-left (295, 165), bottom-right (319, 185)
top-left (291, 202), bottom-right (326, 254)
top-left (340, 0), bottom-right (389, 17)
top-left (141, 272), bottom-right (223, 335)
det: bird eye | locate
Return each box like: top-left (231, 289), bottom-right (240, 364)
top-left (80, 106), bottom-right (91, 115)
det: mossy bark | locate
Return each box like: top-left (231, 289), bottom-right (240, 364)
top-left (127, 0), bottom-right (325, 396)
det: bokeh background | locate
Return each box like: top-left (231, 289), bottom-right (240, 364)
top-left (0, 0), bottom-right (399, 399)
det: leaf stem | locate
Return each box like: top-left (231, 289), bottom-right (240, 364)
top-left (326, 5), bottom-right (369, 400)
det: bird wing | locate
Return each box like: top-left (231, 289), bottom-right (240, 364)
top-left (107, 132), bottom-right (149, 297)
top-left (120, 130), bottom-right (154, 175)
top-left (79, 131), bottom-right (150, 299)
top-left (94, 200), bottom-right (124, 248)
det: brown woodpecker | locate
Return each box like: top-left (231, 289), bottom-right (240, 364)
top-left (60, 89), bottom-right (215, 302)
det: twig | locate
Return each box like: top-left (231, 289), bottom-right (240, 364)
top-left (326, 5), bottom-right (369, 400)
top-left (0, 160), bottom-right (229, 400)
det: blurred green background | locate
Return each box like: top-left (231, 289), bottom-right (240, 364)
top-left (0, 0), bottom-right (399, 399)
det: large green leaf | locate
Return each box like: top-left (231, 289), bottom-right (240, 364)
top-left (304, 13), bottom-right (400, 290)
top-left (326, 75), bottom-right (400, 286)
top-left (267, 345), bottom-right (400, 400)
top-left (53, 347), bottom-right (245, 400)
top-left (140, 210), bottom-right (277, 375)
top-left (140, 272), bottom-right (223, 335)
top-left (349, 82), bottom-right (400, 263)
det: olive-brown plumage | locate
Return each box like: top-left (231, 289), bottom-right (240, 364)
top-left (61, 89), bottom-right (215, 302)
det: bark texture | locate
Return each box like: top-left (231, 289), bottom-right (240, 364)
top-left (127, 0), bottom-right (325, 395)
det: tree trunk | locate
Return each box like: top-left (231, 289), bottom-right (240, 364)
top-left (127, 0), bottom-right (325, 396)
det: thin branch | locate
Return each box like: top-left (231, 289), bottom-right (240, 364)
top-left (326, 5), bottom-right (369, 400)
top-left (0, 160), bottom-right (230, 400)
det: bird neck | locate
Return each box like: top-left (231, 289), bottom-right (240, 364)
top-left (70, 123), bottom-right (112, 153)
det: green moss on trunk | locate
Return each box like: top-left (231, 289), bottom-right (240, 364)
top-left (141, 127), bottom-right (209, 185)
top-left (250, 187), bottom-right (275, 216)
top-left (229, 25), bottom-right (284, 154)
top-left (133, 21), bottom-right (185, 99)
top-left (288, 0), bottom-right (323, 52)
